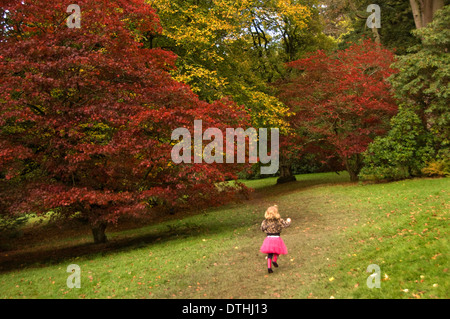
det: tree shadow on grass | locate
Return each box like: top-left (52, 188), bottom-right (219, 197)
top-left (0, 222), bottom-right (213, 274)
top-left (0, 205), bottom-right (265, 274)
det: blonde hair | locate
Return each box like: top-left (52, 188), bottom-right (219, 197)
top-left (265, 205), bottom-right (280, 220)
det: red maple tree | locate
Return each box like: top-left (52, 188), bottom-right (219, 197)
top-left (277, 39), bottom-right (398, 181)
top-left (0, 0), bottom-right (250, 242)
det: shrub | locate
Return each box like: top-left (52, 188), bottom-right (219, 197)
top-left (359, 166), bottom-right (411, 182)
top-left (0, 214), bottom-right (28, 233)
top-left (360, 107), bottom-right (435, 182)
top-left (422, 149), bottom-right (450, 177)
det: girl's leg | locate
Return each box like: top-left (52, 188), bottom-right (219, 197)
top-left (267, 253), bottom-right (273, 273)
top-left (272, 254), bottom-right (278, 267)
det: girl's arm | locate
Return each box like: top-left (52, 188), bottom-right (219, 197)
top-left (280, 218), bottom-right (291, 228)
top-left (260, 220), bottom-right (267, 232)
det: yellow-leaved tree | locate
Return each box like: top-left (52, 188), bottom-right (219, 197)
top-left (147, 0), bottom-right (313, 134)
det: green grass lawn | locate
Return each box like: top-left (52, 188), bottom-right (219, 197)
top-left (0, 172), bottom-right (448, 299)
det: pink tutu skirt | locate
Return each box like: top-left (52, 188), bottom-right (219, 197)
top-left (260, 236), bottom-right (288, 255)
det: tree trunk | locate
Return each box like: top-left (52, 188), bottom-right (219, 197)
top-left (276, 154), bottom-right (296, 184)
top-left (371, 27), bottom-right (381, 45)
top-left (410, 0), bottom-right (444, 29)
top-left (91, 222), bottom-right (108, 244)
top-left (346, 167), bottom-right (359, 182)
top-left (344, 154), bottom-right (363, 182)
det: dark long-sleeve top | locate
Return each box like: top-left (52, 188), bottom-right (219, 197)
top-left (260, 218), bottom-right (291, 235)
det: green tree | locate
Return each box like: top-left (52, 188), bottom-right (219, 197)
top-left (388, 5), bottom-right (450, 151)
top-left (336, 0), bottom-right (420, 55)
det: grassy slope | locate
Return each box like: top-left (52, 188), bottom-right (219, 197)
top-left (0, 172), bottom-right (448, 299)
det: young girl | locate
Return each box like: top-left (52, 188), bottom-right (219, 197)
top-left (260, 205), bottom-right (291, 274)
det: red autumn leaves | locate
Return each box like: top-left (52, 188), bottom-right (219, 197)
top-left (0, 0), bottom-right (250, 234)
top-left (277, 40), bottom-right (398, 180)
